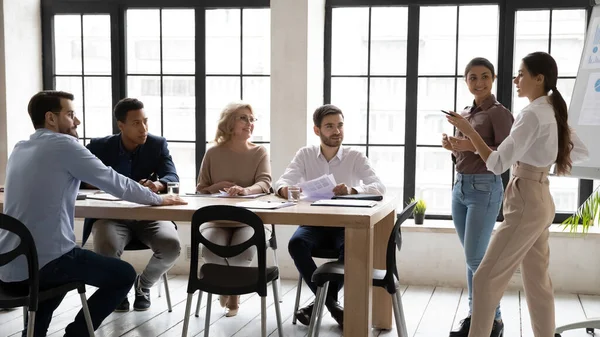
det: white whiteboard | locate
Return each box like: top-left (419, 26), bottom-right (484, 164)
top-left (569, 5), bottom-right (600, 179)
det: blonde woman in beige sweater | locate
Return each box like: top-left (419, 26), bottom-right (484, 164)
top-left (196, 101), bottom-right (271, 317)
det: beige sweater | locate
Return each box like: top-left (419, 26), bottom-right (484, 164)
top-left (197, 143), bottom-right (272, 195)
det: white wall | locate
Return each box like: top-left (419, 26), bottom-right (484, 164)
top-left (0, 0), bottom-right (42, 184)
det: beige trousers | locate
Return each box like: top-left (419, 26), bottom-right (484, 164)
top-left (468, 162), bottom-right (556, 337)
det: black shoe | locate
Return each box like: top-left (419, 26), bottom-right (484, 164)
top-left (133, 275), bottom-right (151, 311)
top-left (325, 300), bottom-right (344, 328)
top-left (294, 301), bottom-right (314, 326)
top-left (449, 316), bottom-right (470, 337)
top-left (490, 320), bottom-right (504, 337)
top-left (114, 297), bottom-right (130, 312)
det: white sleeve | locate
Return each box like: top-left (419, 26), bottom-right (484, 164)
top-left (352, 153), bottom-right (386, 195)
top-left (273, 148), bottom-right (306, 193)
top-left (486, 110), bottom-right (540, 175)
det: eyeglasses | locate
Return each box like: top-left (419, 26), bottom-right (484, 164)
top-left (236, 115), bottom-right (258, 124)
top-left (52, 111), bottom-right (77, 120)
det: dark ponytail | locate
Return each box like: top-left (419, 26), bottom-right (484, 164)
top-left (522, 52), bottom-right (573, 175)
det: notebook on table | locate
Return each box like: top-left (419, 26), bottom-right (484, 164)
top-left (331, 194), bottom-right (383, 201)
top-left (236, 200), bottom-right (296, 210)
top-left (311, 199), bottom-right (378, 208)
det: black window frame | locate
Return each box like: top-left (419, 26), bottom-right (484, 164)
top-left (41, 0), bottom-right (270, 185)
top-left (324, 0), bottom-right (594, 223)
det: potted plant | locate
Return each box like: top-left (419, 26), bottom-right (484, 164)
top-left (562, 187), bottom-right (600, 233)
top-left (410, 198), bottom-right (427, 225)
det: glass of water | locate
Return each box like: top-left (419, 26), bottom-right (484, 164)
top-left (287, 186), bottom-right (301, 202)
top-left (167, 182), bottom-right (180, 195)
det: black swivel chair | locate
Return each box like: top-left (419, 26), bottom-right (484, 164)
top-left (181, 205), bottom-right (284, 337)
top-left (291, 247), bottom-right (341, 325)
top-left (306, 201), bottom-right (417, 337)
top-left (0, 214), bottom-right (95, 337)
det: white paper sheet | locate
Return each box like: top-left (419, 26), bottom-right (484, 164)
top-left (298, 174), bottom-right (337, 200)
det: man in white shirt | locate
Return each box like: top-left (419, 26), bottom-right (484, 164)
top-left (273, 104), bottom-right (386, 328)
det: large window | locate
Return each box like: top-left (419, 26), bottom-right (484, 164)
top-left (512, 8), bottom-right (587, 213)
top-left (53, 14), bottom-right (113, 144)
top-left (44, 1), bottom-right (269, 193)
top-left (325, 0), bottom-right (593, 221)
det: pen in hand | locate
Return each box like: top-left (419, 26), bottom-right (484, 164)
top-left (140, 172), bottom-right (155, 186)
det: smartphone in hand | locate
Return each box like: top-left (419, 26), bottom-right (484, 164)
top-left (441, 110), bottom-right (452, 116)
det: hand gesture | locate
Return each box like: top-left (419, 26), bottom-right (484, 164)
top-left (442, 133), bottom-right (453, 151)
top-left (445, 111), bottom-right (476, 137)
top-left (140, 179), bottom-right (163, 193)
top-left (448, 136), bottom-right (476, 152)
top-left (224, 185), bottom-right (249, 196)
top-left (160, 194), bottom-right (188, 206)
top-left (332, 183), bottom-right (352, 196)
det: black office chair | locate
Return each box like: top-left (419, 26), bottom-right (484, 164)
top-left (181, 205), bottom-right (284, 337)
top-left (306, 201), bottom-right (417, 337)
top-left (291, 247), bottom-right (341, 325)
top-left (193, 223), bottom-right (281, 317)
top-left (123, 239), bottom-right (173, 312)
top-left (0, 214), bottom-right (95, 337)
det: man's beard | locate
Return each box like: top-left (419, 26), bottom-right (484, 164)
top-left (320, 134), bottom-right (342, 147)
top-left (59, 125), bottom-right (78, 138)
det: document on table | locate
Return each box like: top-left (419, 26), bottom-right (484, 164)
top-left (311, 199), bottom-right (378, 208)
top-left (298, 174), bottom-right (337, 200)
top-left (236, 200), bottom-right (296, 209)
top-left (185, 191), bottom-right (266, 199)
top-left (86, 192), bottom-right (122, 201)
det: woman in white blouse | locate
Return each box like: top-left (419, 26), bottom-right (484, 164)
top-left (447, 51), bottom-right (589, 337)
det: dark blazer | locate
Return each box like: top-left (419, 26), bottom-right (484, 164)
top-left (82, 133), bottom-right (179, 245)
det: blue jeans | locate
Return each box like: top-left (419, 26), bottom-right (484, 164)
top-left (452, 173), bottom-right (503, 320)
top-left (2, 247), bottom-right (136, 337)
top-left (288, 226), bottom-right (345, 302)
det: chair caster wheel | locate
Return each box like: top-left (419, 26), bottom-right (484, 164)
top-left (587, 328), bottom-right (595, 335)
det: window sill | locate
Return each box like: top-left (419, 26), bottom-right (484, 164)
top-left (402, 219), bottom-right (599, 238)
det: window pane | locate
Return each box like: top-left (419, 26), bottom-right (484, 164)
top-left (331, 7), bottom-right (368, 76)
top-left (83, 15), bottom-right (111, 75)
top-left (243, 77), bottom-right (270, 142)
top-left (419, 6), bottom-right (457, 76)
top-left (369, 146), bottom-right (404, 200)
top-left (84, 77), bottom-right (112, 138)
top-left (457, 5), bottom-right (499, 75)
top-left (551, 9), bottom-right (586, 77)
top-left (205, 76), bottom-right (241, 142)
top-left (369, 78), bottom-right (405, 144)
top-left (169, 142), bottom-right (196, 193)
top-left (242, 9), bottom-right (270, 75)
top-left (594, 180), bottom-right (600, 192)
top-left (370, 7), bottom-right (408, 76)
top-left (54, 15), bottom-right (82, 75)
top-left (127, 9), bottom-right (160, 74)
top-left (206, 9), bottom-right (241, 75)
top-left (127, 76), bottom-right (162, 136)
top-left (55, 77), bottom-right (84, 134)
top-left (514, 10), bottom-right (550, 73)
top-left (162, 9), bottom-right (195, 75)
top-left (549, 176), bottom-right (579, 212)
top-left (417, 78), bottom-right (455, 145)
top-left (331, 77), bottom-right (367, 144)
top-left (163, 76), bottom-right (195, 141)
top-left (557, 78), bottom-right (576, 109)
top-left (416, 147), bottom-right (453, 215)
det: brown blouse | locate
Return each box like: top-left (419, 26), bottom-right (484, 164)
top-left (454, 95), bottom-right (514, 174)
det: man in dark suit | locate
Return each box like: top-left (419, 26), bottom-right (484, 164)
top-left (82, 98), bottom-right (181, 312)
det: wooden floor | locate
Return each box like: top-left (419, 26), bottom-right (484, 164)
top-left (2, 275), bottom-right (600, 337)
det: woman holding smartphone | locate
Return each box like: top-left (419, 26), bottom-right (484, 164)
top-left (447, 52), bottom-right (588, 337)
top-left (442, 57), bottom-right (514, 337)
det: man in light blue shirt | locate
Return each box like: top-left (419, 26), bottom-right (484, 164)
top-left (0, 91), bottom-right (186, 337)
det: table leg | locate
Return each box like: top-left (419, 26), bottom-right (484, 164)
top-left (373, 210), bottom-right (395, 330)
top-left (344, 225), bottom-right (374, 337)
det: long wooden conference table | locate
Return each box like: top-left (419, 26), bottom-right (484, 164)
top-left (0, 192), bottom-right (399, 337)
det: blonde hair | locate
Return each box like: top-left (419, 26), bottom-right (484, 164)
top-left (214, 101), bottom-right (254, 144)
